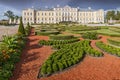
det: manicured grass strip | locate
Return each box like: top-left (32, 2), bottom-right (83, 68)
top-left (96, 41), bottom-right (120, 57)
top-left (107, 39), bottom-right (120, 46)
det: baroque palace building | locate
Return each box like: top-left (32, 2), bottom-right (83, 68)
top-left (22, 5), bottom-right (104, 24)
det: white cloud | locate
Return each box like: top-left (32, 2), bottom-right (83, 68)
top-left (0, 4), bottom-right (21, 20)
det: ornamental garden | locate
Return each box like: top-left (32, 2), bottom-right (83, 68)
top-left (1, 22), bottom-right (120, 80)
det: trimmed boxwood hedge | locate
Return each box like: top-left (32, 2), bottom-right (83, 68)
top-left (38, 40), bottom-right (103, 78)
top-left (39, 39), bottom-right (80, 46)
top-left (82, 32), bottom-right (98, 40)
top-left (96, 41), bottom-right (120, 57)
top-left (35, 31), bottom-right (60, 36)
top-left (107, 39), bottom-right (120, 46)
top-left (50, 35), bottom-right (75, 40)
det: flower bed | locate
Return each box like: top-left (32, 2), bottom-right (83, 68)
top-left (96, 41), bottom-right (120, 57)
top-left (0, 34), bottom-right (26, 80)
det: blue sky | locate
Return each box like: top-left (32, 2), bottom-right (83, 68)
top-left (0, 0), bottom-right (120, 20)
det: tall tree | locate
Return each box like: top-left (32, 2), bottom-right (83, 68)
top-left (115, 11), bottom-right (120, 20)
top-left (14, 15), bottom-right (19, 23)
top-left (106, 11), bottom-right (116, 21)
top-left (4, 10), bottom-right (14, 21)
top-left (18, 17), bottom-right (25, 35)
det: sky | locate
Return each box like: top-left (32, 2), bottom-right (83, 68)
top-left (0, 0), bottom-right (120, 20)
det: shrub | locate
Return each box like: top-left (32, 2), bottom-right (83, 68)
top-left (18, 17), bottom-right (25, 35)
top-left (46, 66), bottom-right (52, 75)
top-left (67, 60), bottom-right (72, 67)
top-left (35, 31), bottom-right (60, 36)
top-left (107, 39), bottom-right (120, 46)
top-left (50, 35), bottom-right (75, 40)
top-left (52, 63), bottom-right (58, 72)
top-left (38, 40), bottom-right (102, 78)
top-left (96, 41), bottom-right (120, 57)
top-left (82, 32), bottom-right (98, 40)
top-left (40, 64), bottom-right (47, 76)
top-left (25, 22), bottom-right (31, 36)
top-left (57, 62), bottom-right (64, 71)
top-left (62, 61), bottom-right (68, 68)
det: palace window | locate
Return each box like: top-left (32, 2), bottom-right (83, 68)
top-left (24, 12), bottom-right (26, 15)
top-left (24, 18), bottom-right (26, 20)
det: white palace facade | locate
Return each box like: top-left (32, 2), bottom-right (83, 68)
top-left (22, 5), bottom-right (104, 24)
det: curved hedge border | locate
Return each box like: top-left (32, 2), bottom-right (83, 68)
top-left (107, 39), bottom-right (120, 46)
top-left (39, 39), bottom-right (80, 46)
top-left (98, 33), bottom-right (120, 37)
top-left (35, 31), bottom-right (60, 36)
top-left (82, 32), bottom-right (98, 40)
top-left (50, 35), bottom-right (75, 40)
top-left (38, 40), bottom-right (103, 78)
top-left (96, 41), bottom-right (120, 57)
top-left (53, 40), bottom-right (103, 57)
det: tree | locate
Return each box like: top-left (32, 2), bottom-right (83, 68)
top-left (115, 11), bottom-right (120, 20)
top-left (4, 10), bottom-right (14, 21)
top-left (18, 17), bottom-right (25, 35)
top-left (14, 15), bottom-right (19, 23)
top-left (106, 11), bottom-right (116, 21)
top-left (25, 22), bottom-right (31, 35)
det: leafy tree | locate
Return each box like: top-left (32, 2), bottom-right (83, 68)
top-left (115, 11), bottom-right (120, 20)
top-left (14, 15), bottom-right (19, 23)
top-left (4, 10), bottom-right (14, 21)
top-left (18, 17), bottom-right (25, 35)
top-left (106, 11), bottom-right (116, 21)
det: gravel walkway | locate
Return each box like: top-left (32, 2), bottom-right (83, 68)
top-left (9, 28), bottom-right (53, 80)
top-left (0, 25), bottom-right (18, 41)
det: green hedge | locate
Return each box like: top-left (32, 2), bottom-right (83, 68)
top-left (98, 33), bottom-right (120, 37)
top-left (39, 39), bottom-right (80, 46)
top-left (35, 31), bottom-right (60, 36)
top-left (107, 39), bottom-right (120, 46)
top-left (82, 32), bottom-right (98, 40)
top-left (38, 40), bottom-right (102, 78)
top-left (96, 41), bottom-right (120, 56)
top-left (50, 35), bottom-right (75, 40)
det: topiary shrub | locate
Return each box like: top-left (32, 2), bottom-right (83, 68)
top-left (62, 61), bottom-right (68, 68)
top-left (52, 63), bottom-right (58, 72)
top-left (18, 17), bottom-right (25, 35)
top-left (46, 66), bottom-right (52, 75)
top-left (57, 62), bottom-right (64, 71)
top-left (40, 64), bottom-right (47, 76)
top-left (25, 22), bottom-right (31, 36)
top-left (67, 60), bottom-right (72, 67)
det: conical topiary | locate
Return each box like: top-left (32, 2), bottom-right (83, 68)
top-left (18, 17), bottom-right (25, 35)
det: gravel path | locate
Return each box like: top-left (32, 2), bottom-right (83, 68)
top-left (9, 28), bottom-right (53, 80)
top-left (0, 25), bottom-right (18, 41)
